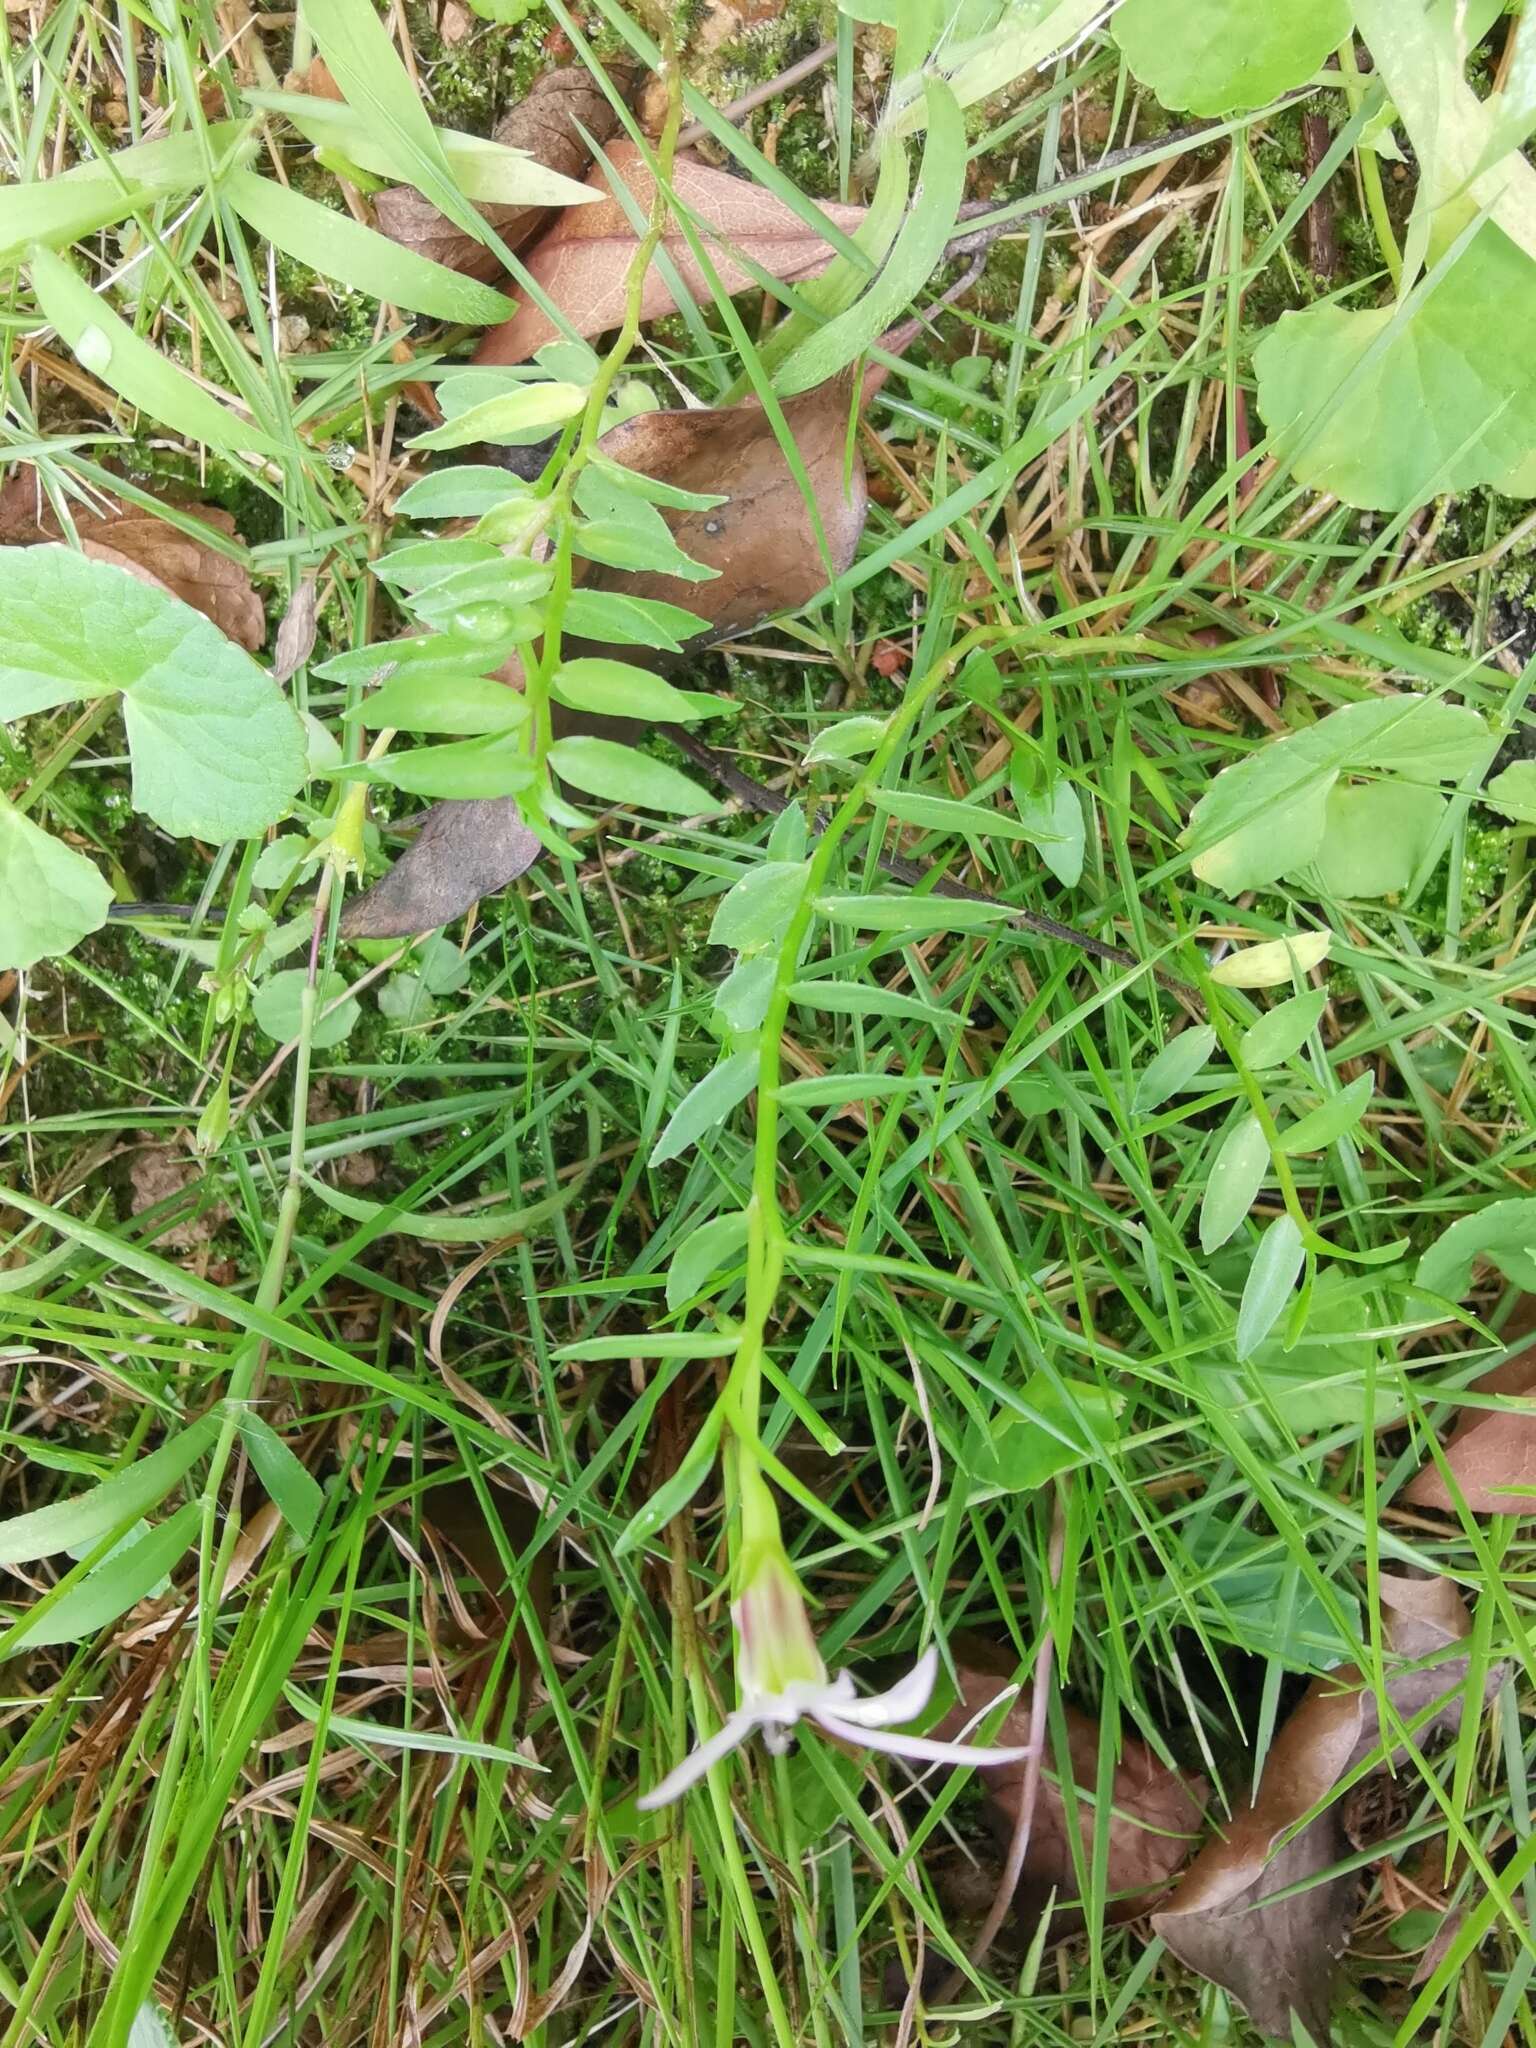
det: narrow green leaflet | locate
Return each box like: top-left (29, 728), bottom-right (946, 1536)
top-left (815, 892), bottom-right (1011, 932)
top-left (561, 590), bottom-right (710, 651)
top-left (1199, 1115), bottom-right (1270, 1254)
top-left (1255, 225), bottom-right (1536, 511)
top-left (413, 385), bottom-right (588, 448)
top-left (613, 1404), bottom-right (725, 1556)
top-left (396, 468), bottom-right (532, 519)
top-left (787, 978), bottom-right (960, 1030)
top-left (666, 1212), bottom-right (751, 1312)
top-left (223, 171), bottom-right (514, 323)
top-left (0, 1500), bottom-right (200, 1657)
top-left (874, 788), bottom-right (1060, 842)
top-left (1276, 1072), bottom-right (1373, 1154)
top-left (710, 862), bottom-right (810, 952)
top-left (1, 549), bottom-right (306, 842)
top-left (1115, 0), bottom-right (1351, 115)
top-left (0, 801), bottom-right (113, 969)
top-left (548, 738), bottom-right (714, 817)
top-left (805, 717), bottom-right (888, 765)
top-left (550, 658), bottom-right (703, 724)
top-left (1133, 1025), bottom-right (1217, 1113)
top-left (651, 1052), bottom-right (759, 1167)
top-left (1235, 1214), bottom-right (1306, 1361)
top-left (0, 1412), bottom-right (217, 1566)
top-left (777, 79), bottom-right (966, 396)
top-left (1239, 991), bottom-right (1328, 1070)
top-left (372, 736), bottom-right (535, 800)
top-left (1013, 777), bottom-right (1085, 886)
top-left (347, 671), bottom-right (527, 734)
top-left (29, 246), bottom-right (284, 461)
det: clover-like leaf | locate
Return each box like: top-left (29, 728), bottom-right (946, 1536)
top-left (0, 547), bottom-right (306, 841)
top-left (0, 801), bottom-right (114, 969)
top-left (1255, 224), bottom-right (1536, 511)
top-left (1115, 0), bottom-right (1352, 115)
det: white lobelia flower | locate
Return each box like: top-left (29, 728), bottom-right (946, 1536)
top-left (639, 1542), bottom-right (1032, 1810)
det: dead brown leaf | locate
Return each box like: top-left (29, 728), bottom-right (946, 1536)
top-left (128, 1144), bottom-right (230, 1250)
top-left (271, 577), bottom-right (320, 684)
top-left (373, 67), bottom-right (629, 283)
top-left (339, 796), bottom-right (541, 938)
top-left (928, 1644), bottom-right (1207, 1936)
top-left (0, 471), bottom-right (265, 650)
top-left (343, 375), bottom-right (868, 935)
top-left (1404, 1341), bottom-right (1536, 1517)
top-left (1151, 1573), bottom-right (1500, 2044)
top-left (475, 140), bottom-right (866, 364)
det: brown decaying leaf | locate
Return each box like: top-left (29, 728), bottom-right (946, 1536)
top-left (271, 577), bottom-right (319, 685)
top-left (373, 67), bottom-right (628, 283)
top-left (0, 470), bottom-right (265, 650)
top-left (928, 1645), bottom-right (1207, 1935)
top-left (475, 141), bottom-right (866, 365)
top-left (339, 796), bottom-right (541, 938)
top-left (343, 375), bottom-right (868, 934)
top-left (1404, 1340), bottom-right (1536, 1517)
top-left (1151, 1573), bottom-right (1501, 2045)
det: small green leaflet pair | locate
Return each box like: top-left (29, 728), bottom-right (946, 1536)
top-left (0, 547), bottom-right (308, 969)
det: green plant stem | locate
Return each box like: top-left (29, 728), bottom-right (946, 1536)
top-left (520, 43), bottom-right (685, 800)
top-left (1337, 38), bottom-right (1402, 290)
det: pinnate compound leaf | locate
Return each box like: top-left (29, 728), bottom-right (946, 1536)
top-left (1255, 225), bottom-right (1536, 511)
top-left (1, 548), bottom-right (305, 842)
top-left (1415, 1198), bottom-right (1536, 1301)
top-left (29, 246), bottom-right (283, 460)
top-left (1115, 0), bottom-right (1351, 115)
top-left (0, 802), bottom-right (113, 969)
top-left (1152, 1574), bottom-right (1498, 2043)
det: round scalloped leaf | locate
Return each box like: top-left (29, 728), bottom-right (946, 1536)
top-left (0, 802), bottom-right (113, 969)
top-left (1115, 0), bottom-right (1352, 115)
top-left (1255, 224), bottom-right (1536, 511)
top-left (0, 547), bottom-right (307, 841)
